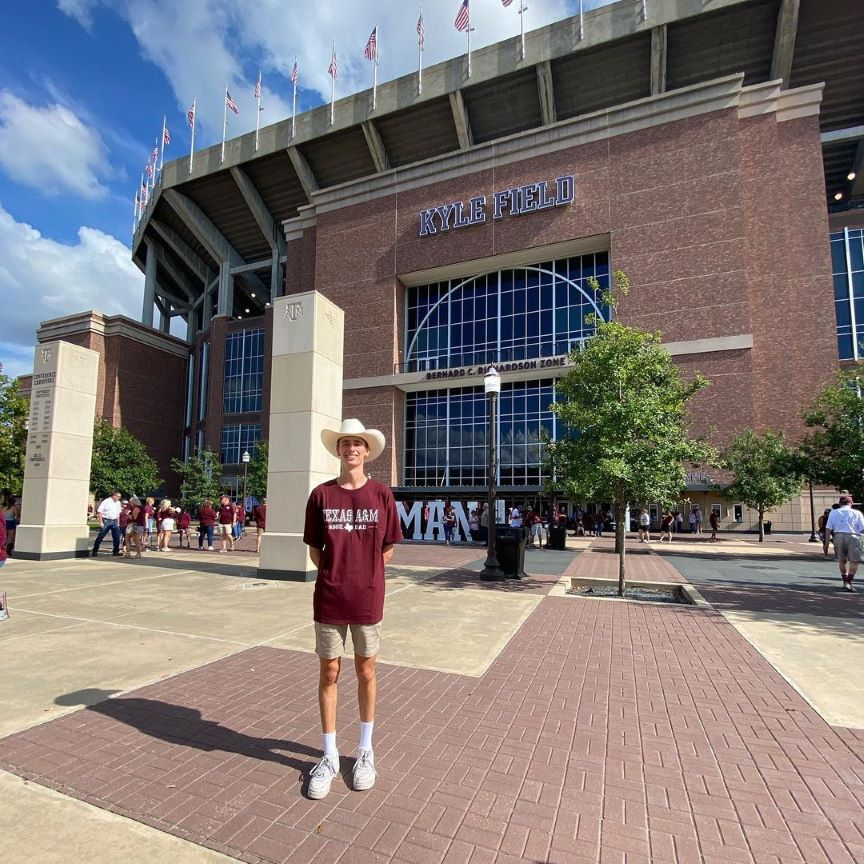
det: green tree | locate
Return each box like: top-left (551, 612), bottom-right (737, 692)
top-left (90, 420), bottom-right (161, 499)
top-left (247, 439), bottom-right (269, 499)
top-left (0, 364), bottom-right (29, 492)
top-left (551, 272), bottom-right (712, 595)
top-left (801, 370), bottom-right (864, 501)
top-left (718, 429), bottom-right (802, 542)
top-left (171, 448), bottom-right (223, 509)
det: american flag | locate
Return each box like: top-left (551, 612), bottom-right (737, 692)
top-left (328, 48), bottom-right (338, 80)
top-left (140, 183), bottom-right (148, 203)
top-left (152, 145), bottom-right (158, 162)
top-left (163, 126), bottom-right (170, 145)
top-left (254, 76), bottom-right (261, 99)
top-left (290, 60), bottom-right (299, 85)
top-left (502, 0), bottom-right (514, 6)
top-left (145, 163), bottom-right (153, 177)
top-left (364, 27), bottom-right (378, 61)
top-left (187, 103), bottom-right (195, 127)
top-left (455, 0), bottom-right (470, 32)
top-left (418, 13), bottom-right (425, 47)
top-left (225, 90), bottom-right (239, 114)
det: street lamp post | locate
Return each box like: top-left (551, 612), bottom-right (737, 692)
top-left (808, 479), bottom-right (818, 542)
top-left (481, 367), bottom-right (504, 581)
top-left (241, 450), bottom-right (250, 535)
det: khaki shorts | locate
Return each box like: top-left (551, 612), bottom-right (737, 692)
top-left (217, 524), bottom-right (232, 537)
top-left (314, 622), bottom-right (382, 659)
top-left (833, 532), bottom-right (863, 563)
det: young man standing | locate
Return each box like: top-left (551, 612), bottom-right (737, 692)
top-left (303, 419), bottom-right (402, 799)
top-left (217, 495), bottom-right (235, 552)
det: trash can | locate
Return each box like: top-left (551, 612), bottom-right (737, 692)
top-left (547, 525), bottom-right (567, 550)
top-left (764, 520), bottom-right (772, 535)
top-left (492, 525), bottom-right (527, 579)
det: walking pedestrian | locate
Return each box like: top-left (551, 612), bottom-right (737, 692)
top-left (709, 509), bottom-right (720, 542)
top-left (253, 498), bottom-right (267, 554)
top-left (659, 510), bottom-right (674, 542)
top-left (674, 511), bottom-right (684, 534)
top-left (818, 508), bottom-right (831, 557)
top-left (443, 503), bottom-right (457, 546)
top-left (156, 499), bottom-right (175, 551)
top-left (825, 495), bottom-right (864, 592)
top-left (177, 507), bottom-right (192, 548)
top-left (128, 496), bottom-right (145, 558)
top-left (1, 490), bottom-right (18, 557)
top-left (91, 491), bottom-right (123, 557)
top-left (469, 508), bottom-right (480, 543)
top-left (303, 418), bottom-right (402, 799)
top-left (217, 495), bottom-right (235, 552)
top-left (479, 502), bottom-right (489, 546)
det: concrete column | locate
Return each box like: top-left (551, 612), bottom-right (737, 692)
top-left (161, 305), bottom-right (171, 334)
top-left (258, 291), bottom-right (344, 581)
top-left (142, 240), bottom-right (157, 327)
top-left (217, 261), bottom-right (232, 318)
top-left (15, 342), bottom-right (100, 560)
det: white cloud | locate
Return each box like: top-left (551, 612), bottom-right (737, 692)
top-left (58, 0), bottom-right (575, 144)
top-left (56, 0), bottom-right (98, 29)
top-left (0, 91), bottom-right (113, 200)
top-left (0, 202), bottom-right (143, 376)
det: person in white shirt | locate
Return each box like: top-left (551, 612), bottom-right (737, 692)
top-left (91, 491), bottom-right (123, 557)
top-left (509, 507), bottom-right (522, 528)
top-left (825, 494), bottom-right (864, 592)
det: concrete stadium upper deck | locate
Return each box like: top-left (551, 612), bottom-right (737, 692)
top-left (130, 0), bottom-right (864, 335)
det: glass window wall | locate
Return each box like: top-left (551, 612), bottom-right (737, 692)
top-left (223, 329), bottom-right (265, 414)
top-left (831, 229), bottom-right (864, 361)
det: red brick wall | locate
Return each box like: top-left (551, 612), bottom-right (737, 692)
top-left (310, 106), bottom-right (837, 468)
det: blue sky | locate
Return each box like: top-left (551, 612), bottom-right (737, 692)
top-left (0, 0), bottom-right (606, 379)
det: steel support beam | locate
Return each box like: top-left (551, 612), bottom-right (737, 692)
top-left (287, 146), bottom-right (319, 201)
top-left (650, 25), bottom-right (667, 95)
top-left (142, 240), bottom-right (157, 328)
top-left (822, 126), bottom-right (864, 145)
top-left (151, 219), bottom-right (212, 285)
top-left (449, 90), bottom-right (473, 150)
top-left (155, 248), bottom-right (195, 301)
top-left (536, 61), bottom-right (557, 126)
top-left (361, 120), bottom-right (391, 173)
top-left (217, 262), bottom-right (233, 318)
top-left (164, 188), bottom-right (267, 301)
top-left (771, 0), bottom-right (800, 88)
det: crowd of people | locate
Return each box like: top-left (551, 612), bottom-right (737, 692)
top-left (89, 492), bottom-right (267, 558)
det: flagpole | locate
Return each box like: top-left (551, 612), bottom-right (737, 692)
top-left (222, 85), bottom-right (229, 163)
top-left (579, 0), bottom-right (584, 40)
top-left (292, 57), bottom-right (298, 138)
top-left (418, 4), bottom-right (423, 95)
top-left (133, 191), bottom-right (139, 234)
top-left (159, 115), bottom-right (167, 180)
top-left (151, 138), bottom-right (157, 194)
top-left (520, 1), bottom-right (526, 61)
top-left (373, 25), bottom-right (378, 112)
top-left (330, 42), bottom-right (336, 126)
top-left (468, 18), bottom-right (472, 79)
top-left (189, 99), bottom-right (196, 175)
top-left (255, 70), bottom-right (262, 152)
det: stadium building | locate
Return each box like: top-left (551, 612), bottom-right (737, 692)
top-left (29, 0), bottom-right (864, 533)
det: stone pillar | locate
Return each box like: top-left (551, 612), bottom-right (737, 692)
top-left (15, 341), bottom-right (100, 560)
top-left (258, 291), bottom-right (344, 581)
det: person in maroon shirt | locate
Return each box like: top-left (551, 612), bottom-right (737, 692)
top-left (303, 419), bottom-right (402, 800)
top-left (253, 499), bottom-right (266, 554)
top-left (197, 499), bottom-right (217, 550)
top-left (216, 495), bottom-right (235, 552)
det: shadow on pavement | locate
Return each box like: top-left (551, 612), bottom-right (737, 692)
top-left (58, 692), bottom-right (320, 778)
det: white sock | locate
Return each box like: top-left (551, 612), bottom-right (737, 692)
top-left (323, 732), bottom-right (338, 758)
top-left (359, 721), bottom-right (374, 752)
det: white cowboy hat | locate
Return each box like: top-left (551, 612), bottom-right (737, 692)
top-left (321, 418), bottom-right (385, 462)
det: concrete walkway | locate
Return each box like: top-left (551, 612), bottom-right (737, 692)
top-left (1, 536), bottom-right (862, 863)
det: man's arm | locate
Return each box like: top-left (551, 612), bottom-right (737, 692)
top-left (309, 547), bottom-right (322, 567)
top-left (382, 544), bottom-right (394, 565)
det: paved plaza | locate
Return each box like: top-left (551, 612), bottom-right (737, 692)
top-left (1, 533), bottom-right (862, 863)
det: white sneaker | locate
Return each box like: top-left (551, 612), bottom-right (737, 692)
top-left (352, 748), bottom-right (377, 791)
top-left (307, 754), bottom-right (339, 799)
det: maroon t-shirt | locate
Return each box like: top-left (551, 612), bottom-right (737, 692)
top-left (198, 506), bottom-right (216, 527)
top-left (217, 504), bottom-right (234, 525)
top-left (253, 504), bottom-right (266, 530)
top-left (136, 504), bottom-right (153, 527)
top-left (304, 479), bottom-right (403, 625)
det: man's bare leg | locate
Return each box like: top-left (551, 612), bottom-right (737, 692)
top-left (355, 655), bottom-right (377, 723)
top-left (319, 657), bottom-right (341, 732)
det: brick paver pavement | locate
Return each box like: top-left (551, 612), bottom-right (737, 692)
top-left (2, 554), bottom-right (863, 864)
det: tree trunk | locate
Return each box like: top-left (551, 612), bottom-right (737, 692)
top-left (616, 500), bottom-right (627, 597)
top-left (758, 509), bottom-right (764, 543)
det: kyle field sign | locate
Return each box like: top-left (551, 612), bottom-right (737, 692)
top-left (419, 175), bottom-right (575, 237)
